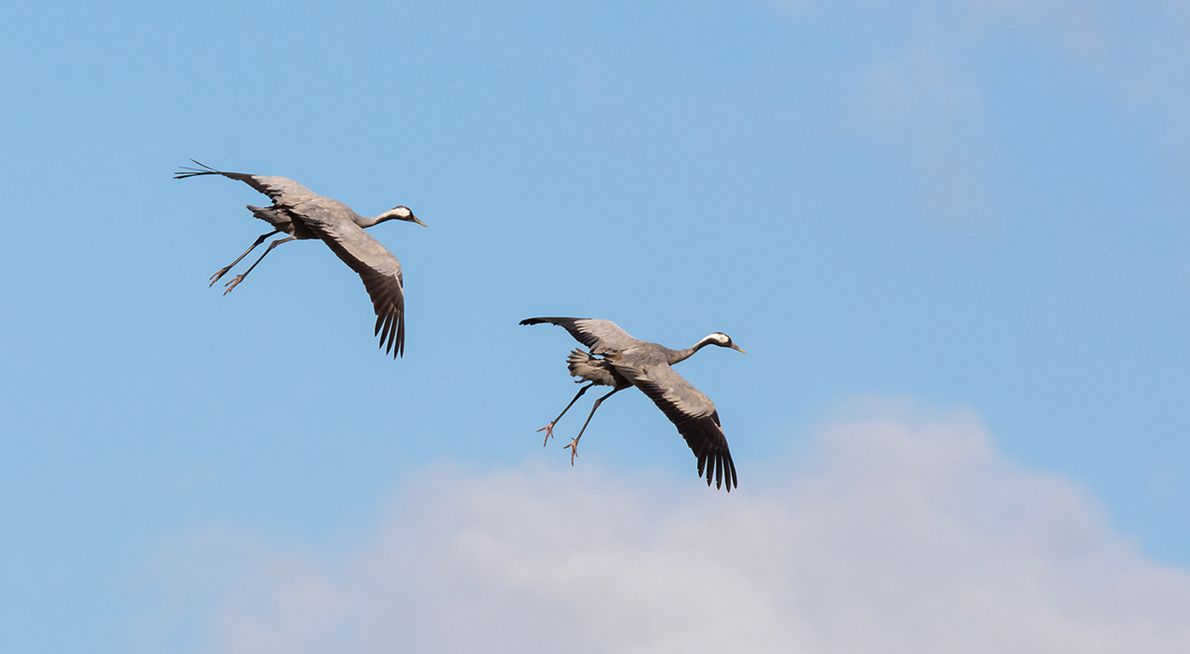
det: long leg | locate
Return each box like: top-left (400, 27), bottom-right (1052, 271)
top-left (564, 387), bottom-right (623, 465)
top-left (537, 382), bottom-right (594, 445)
top-left (209, 229), bottom-right (281, 286)
top-left (222, 236), bottom-right (296, 295)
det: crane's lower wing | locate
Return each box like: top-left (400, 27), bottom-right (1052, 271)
top-left (610, 353), bottom-right (738, 491)
top-left (174, 160), bottom-right (318, 207)
top-left (519, 317), bottom-right (638, 354)
top-left (294, 202), bottom-right (406, 358)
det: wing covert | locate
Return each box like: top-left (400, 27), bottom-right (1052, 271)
top-left (296, 201), bottom-right (406, 358)
top-left (174, 161), bottom-right (318, 207)
top-left (611, 351), bottom-right (738, 491)
top-left (519, 317), bottom-right (638, 354)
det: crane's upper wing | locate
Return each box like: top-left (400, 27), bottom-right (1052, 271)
top-left (294, 200), bottom-right (406, 358)
top-left (610, 350), bottom-right (738, 491)
top-left (518, 317), bottom-right (637, 354)
top-left (174, 161), bottom-right (318, 207)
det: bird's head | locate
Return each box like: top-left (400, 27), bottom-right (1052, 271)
top-left (706, 332), bottom-right (746, 353)
top-left (381, 205), bottom-right (427, 227)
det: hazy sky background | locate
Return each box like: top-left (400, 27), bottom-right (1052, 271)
top-left (2, 1), bottom-right (1188, 652)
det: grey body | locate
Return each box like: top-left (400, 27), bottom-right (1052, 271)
top-left (521, 316), bottom-right (743, 491)
top-left (175, 161), bottom-right (425, 358)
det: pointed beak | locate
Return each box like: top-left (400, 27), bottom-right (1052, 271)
top-left (412, 216), bottom-right (428, 228)
top-left (730, 343), bottom-right (746, 354)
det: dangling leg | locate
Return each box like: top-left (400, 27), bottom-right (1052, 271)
top-left (564, 387), bottom-right (623, 465)
top-left (223, 236), bottom-right (296, 295)
top-left (537, 382), bottom-right (594, 445)
top-left (209, 229), bottom-right (281, 286)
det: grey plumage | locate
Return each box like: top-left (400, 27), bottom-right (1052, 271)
top-left (566, 349), bottom-right (618, 386)
top-left (520, 316), bottom-right (744, 491)
top-left (175, 160), bottom-right (425, 358)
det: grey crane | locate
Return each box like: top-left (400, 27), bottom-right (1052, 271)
top-left (175, 161), bottom-right (425, 358)
top-left (520, 316), bottom-right (745, 491)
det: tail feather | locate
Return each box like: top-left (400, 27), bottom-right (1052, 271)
top-left (247, 204), bottom-right (291, 229)
top-left (567, 348), bottom-right (617, 386)
top-left (566, 348), bottom-right (592, 375)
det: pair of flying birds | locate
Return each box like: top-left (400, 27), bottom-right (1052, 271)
top-left (176, 161), bottom-right (745, 491)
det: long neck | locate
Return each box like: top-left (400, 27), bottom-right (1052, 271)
top-left (666, 335), bottom-right (717, 365)
top-left (356, 212), bottom-right (387, 228)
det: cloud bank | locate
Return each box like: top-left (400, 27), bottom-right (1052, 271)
top-left (151, 401), bottom-right (1190, 653)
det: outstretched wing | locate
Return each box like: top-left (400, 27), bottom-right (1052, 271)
top-left (519, 317), bottom-right (638, 354)
top-left (174, 160), bottom-right (318, 207)
top-left (610, 350), bottom-right (738, 491)
top-left (295, 200), bottom-right (406, 358)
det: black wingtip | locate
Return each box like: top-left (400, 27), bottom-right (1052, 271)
top-left (519, 316), bottom-right (580, 326)
top-left (174, 159), bottom-right (221, 180)
top-left (696, 449), bottom-right (738, 493)
top-left (374, 309), bottom-right (405, 360)
top-left (395, 312), bottom-right (405, 359)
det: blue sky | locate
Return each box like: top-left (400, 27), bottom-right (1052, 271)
top-left (2, 2), bottom-right (1188, 651)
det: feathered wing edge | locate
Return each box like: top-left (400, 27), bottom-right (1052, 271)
top-left (367, 271), bottom-right (405, 358)
top-left (296, 209), bottom-right (407, 359)
top-left (518, 317), bottom-right (636, 354)
top-left (685, 413), bottom-right (738, 491)
top-left (611, 356), bottom-right (738, 492)
top-left (174, 160), bottom-right (316, 207)
top-left (634, 378), bottom-right (739, 491)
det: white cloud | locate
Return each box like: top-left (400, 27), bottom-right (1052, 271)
top-left (147, 400), bottom-right (1190, 653)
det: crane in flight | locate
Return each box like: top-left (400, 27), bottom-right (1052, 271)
top-left (521, 316), bottom-right (744, 491)
top-left (175, 160), bottom-right (425, 358)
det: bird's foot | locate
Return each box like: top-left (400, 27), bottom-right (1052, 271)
top-left (209, 266), bottom-right (232, 286)
top-left (222, 275), bottom-right (245, 296)
top-left (536, 422), bottom-right (555, 446)
top-left (563, 437), bottom-right (580, 466)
